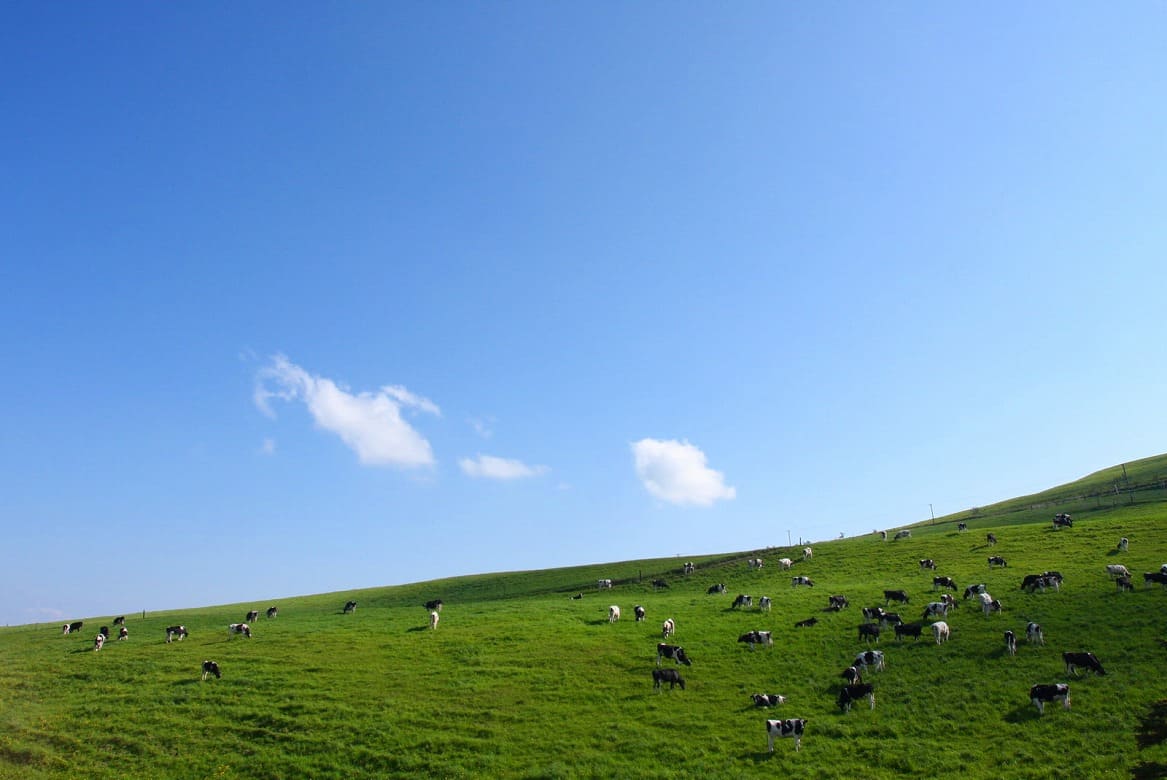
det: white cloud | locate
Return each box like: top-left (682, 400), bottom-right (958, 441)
top-left (260, 438), bottom-right (276, 455)
top-left (459, 454), bottom-right (549, 480)
top-left (631, 438), bottom-right (736, 506)
top-left (254, 355), bottom-right (439, 469)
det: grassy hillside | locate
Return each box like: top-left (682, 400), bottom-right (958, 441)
top-left (3, 492), bottom-right (1167, 777)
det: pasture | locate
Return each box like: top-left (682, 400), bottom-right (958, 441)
top-left (3, 507), bottom-right (1167, 778)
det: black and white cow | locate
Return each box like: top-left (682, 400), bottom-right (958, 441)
top-left (569, 593), bottom-right (583, 600)
top-left (228, 623), bottom-right (252, 638)
top-left (778, 558), bottom-right (794, 570)
top-left (1118, 537), bottom-right (1129, 552)
top-left (343, 600), bottom-right (357, 614)
top-left (113, 616), bottom-right (125, 626)
top-left (883, 590), bottom-right (910, 605)
top-left (791, 576), bottom-right (814, 588)
top-left (957, 522), bottom-right (968, 532)
top-left (662, 618), bottom-right (676, 639)
top-left (932, 576), bottom-right (957, 591)
top-left (894, 530), bottom-right (911, 540)
top-left (919, 559), bottom-right (937, 570)
top-left (748, 558), bottom-right (765, 570)
top-left (1052, 513), bottom-right (1073, 529)
top-left (894, 622), bottom-right (924, 641)
top-left (854, 649), bottom-right (885, 672)
top-left (1020, 574), bottom-right (1045, 592)
top-left (794, 617), bottom-right (818, 628)
top-left (117, 626), bottom-right (128, 640)
top-left (201, 660), bottom-right (221, 680)
top-left (988, 556), bottom-right (1007, 569)
top-left (682, 562), bottom-right (695, 575)
top-left (651, 579), bottom-right (669, 590)
top-left (1063, 652), bottom-right (1106, 676)
top-left (766, 718), bottom-right (807, 752)
top-left (732, 594), bottom-right (753, 609)
top-left (752, 693), bottom-right (786, 707)
top-left (837, 683), bottom-right (875, 712)
top-left (979, 593), bottom-right (1003, 616)
top-left (738, 630), bottom-right (773, 650)
top-left (940, 593), bottom-right (958, 612)
top-left (246, 610), bottom-right (259, 623)
top-left (424, 599), bottom-right (444, 612)
top-left (63, 621), bottom-right (83, 635)
top-left (707, 583), bottom-right (726, 595)
top-left (165, 625), bottom-right (188, 643)
top-left (429, 610), bottom-right (440, 630)
top-left (1030, 683), bottom-right (1070, 714)
top-left (862, 606), bottom-right (886, 621)
top-left (652, 668), bottom-right (685, 690)
top-left (987, 533), bottom-right (998, 546)
top-left (634, 605), bottom-right (646, 622)
top-left (608, 605), bottom-right (620, 623)
top-left (962, 584), bottom-right (986, 600)
top-left (841, 666), bottom-right (863, 685)
top-left (1116, 575), bottom-right (1134, 592)
top-left (1004, 630), bottom-right (1017, 656)
top-left (1026, 622), bottom-right (1045, 645)
top-left (858, 623), bottom-right (881, 643)
top-left (266, 607), bottom-right (278, 619)
top-left (828, 595), bottom-right (849, 611)
top-left (758, 596), bottom-right (772, 612)
top-left (99, 626), bottom-right (110, 639)
top-left (878, 612), bottom-right (904, 627)
top-left (657, 643), bottom-right (693, 666)
top-left (921, 602), bottom-right (949, 620)
top-left (1144, 572), bottom-right (1167, 588)
top-left (596, 579), bottom-right (613, 590)
top-left (1106, 564), bottom-right (1131, 579)
top-left (93, 633), bottom-right (105, 652)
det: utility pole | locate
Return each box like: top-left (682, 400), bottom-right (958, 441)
top-left (787, 530), bottom-right (791, 547)
top-left (930, 504), bottom-right (935, 524)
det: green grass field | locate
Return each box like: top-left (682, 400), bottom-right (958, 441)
top-left (4, 466), bottom-right (1167, 778)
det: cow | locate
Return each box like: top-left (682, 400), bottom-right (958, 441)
top-left (596, 579), bottom-right (613, 590)
top-left (758, 596), bottom-right (772, 612)
top-left (1052, 513), bottom-right (1073, 529)
top-left (752, 693), bottom-right (786, 707)
top-left (858, 623), bottom-right (881, 643)
top-left (652, 668), bottom-right (685, 690)
top-left (707, 583), bottom-right (726, 595)
top-left (979, 593), bottom-right (1002, 615)
top-left (791, 576), bottom-right (814, 588)
top-left (113, 616), bottom-right (125, 626)
top-left (608, 605), bottom-right (620, 623)
top-left (862, 606), bottom-right (886, 621)
top-left (894, 530), bottom-right (911, 540)
top-left (1116, 575), bottom-right (1134, 592)
top-left (794, 617), bottom-right (818, 628)
top-left (93, 633), bottom-right (105, 652)
top-left (778, 558), bottom-right (794, 570)
top-left (854, 649), bottom-right (885, 672)
top-left (634, 605), bottom-right (646, 622)
top-left (921, 602), bottom-right (948, 620)
top-left (266, 607), bottom-right (278, 619)
top-left (228, 623), bottom-right (252, 638)
top-left (932, 576), bottom-right (957, 591)
top-left (986, 533), bottom-right (998, 546)
top-left (424, 599), bottom-right (444, 612)
top-left (651, 579), bottom-right (669, 590)
top-left (1030, 683), bottom-right (1070, 714)
top-left (117, 626), bottom-right (128, 641)
top-left (841, 666), bottom-right (862, 685)
top-left (878, 612), bottom-right (904, 627)
top-left (766, 718), bottom-right (807, 752)
top-left (894, 622), bottom-right (924, 641)
top-left (966, 583), bottom-right (989, 600)
top-left (940, 593), bottom-right (958, 611)
top-left (682, 562), bottom-right (695, 575)
top-left (343, 600), bottom-right (357, 614)
top-left (880, 530), bottom-right (888, 541)
top-left (1118, 537), bottom-right (1129, 552)
top-left (738, 630), bottom-right (773, 650)
top-left (201, 660), bottom-right (221, 681)
top-left (732, 594), bottom-right (753, 609)
top-left (920, 559), bottom-right (937, 570)
top-left (957, 522), bottom-right (968, 532)
top-left (1161, 563), bottom-right (1167, 576)
top-left (1034, 575), bottom-right (1060, 592)
top-left (1144, 572), bottom-right (1167, 588)
top-left (1106, 564), bottom-right (1131, 579)
top-left (1064, 652), bottom-right (1106, 676)
top-left (803, 547), bottom-right (813, 560)
top-left (662, 618), bottom-right (675, 639)
top-left (657, 643), bottom-right (693, 666)
top-left (748, 558), bottom-right (765, 570)
top-left (98, 626), bottom-right (110, 639)
top-left (429, 611), bottom-right (440, 630)
top-left (931, 621), bottom-right (950, 644)
top-left (988, 556), bottom-right (1007, 569)
top-left (838, 683), bottom-right (875, 712)
top-left (828, 595), bottom-right (849, 611)
top-left (1020, 574), bottom-right (1045, 592)
top-left (1026, 622), bottom-right (1045, 645)
top-left (63, 621), bottom-right (83, 635)
top-left (165, 625), bottom-right (188, 643)
top-left (883, 590), bottom-right (909, 605)
top-left (569, 593), bottom-right (583, 600)
top-left (246, 610), bottom-right (259, 622)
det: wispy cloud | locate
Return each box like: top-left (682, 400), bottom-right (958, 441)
top-left (631, 438), bottom-right (736, 506)
top-left (459, 454), bottom-right (549, 480)
top-left (260, 438), bottom-right (276, 455)
top-left (254, 355), bottom-right (439, 469)
top-left (468, 416), bottom-right (494, 439)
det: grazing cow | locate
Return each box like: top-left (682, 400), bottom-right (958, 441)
top-left (1118, 537), bottom-right (1129, 552)
top-left (228, 623), bottom-right (252, 638)
top-left (165, 625), bottom-right (188, 643)
top-left (940, 593), bottom-right (958, 611)
top-left (1026, 622), bottom-right (1045, 645)
top-left (1004, 630), bottom-right (1017, 656)
top-left (894, 530), bottom-right (911, 540)
top-left (99, 626), bottom-right (110, 639)
top-left (791, 576), bottom-right (814, 588)
top-left (424, 599), bottom-right (444, 612)
top-left (878, 612), bottom-right (904, 627)
top-left (883, 590), bottom-right (910, 605)
top-left (803, 547), bottom-right (813, 560)
top-left (596, 579), bottom-right (613, 590)
top-left (732, 594), bottom-right (753, 609)
top-left (201, 660), bottom-right (221, 681)
top-left (778, 558), bottom-right (794, 570)
top-left (63, 621), bottom-right (83, 635)
top-left (828, 595), bottom-right (849, 611)
top-left (266, 607), bottom-right (278, 619)
top-left (682, 562), bottom-right (695, 575)
top-left (1034, 575), bottom-right (1060, 592)
top-left (894, 622), bottom-right (924, 641)
top-left (1063, 652), bottom-right (1106, 676)
top-left (880, 530), bottom-right (888, 541)
top-left (921, 602), bottom-right (949, 620)
top-left (766, 718), bottom-right (807, 752)
top-left (429, 611), bottom-right (439, 630)
top-left (753, 693), bottom-right (786, 707)
top-left (748, 558), bottom-right (765, 570)
top-left (1161, 564), bottom-right (1167, 576)
top-left (93, 633), bottom-right (105, 652)
top-left (988, 556), bottom-right (1007, 569)
top-left (979, 593), bottom-right (1002, 615)
top-left (707, 583), bottom-right (726, 595)
top-left (1106, 564), bottom-right (1131, 579)
top-left (651, 579), bottom-right (669, 590)
top-left (1116, 575), bottom-right (1133, 592)
top-left (919, 559), bottom-right (937, 570)
top-left (987, 533), bottom-right (998, 546)
top-left (662, 618), bottom-right (675, 639)
top-left (838, 683), bottom-right (875, 712)
top-left (1144, 572), bottom-right (1167, 588)
top-left (966, 581), bottom-right (990, 597)
top-left (931, 621), bottom-right (950, 644)
top-left (118, 626), bottom-right (128, 641)
top-left (113, 616), bottom-right (125, 626)
top-left (1030, 683), bottom-right (1070, 714)
top-left (343, 600), bottom-right (357, 613)
top-left (794, 617), bottom-right (818, 628)
top-left (1052, 513), bottom-right (1073, 529)
top-left (932, 576), bottom-right (957, 591)
top-left (246, 610), bottom-right (259, 623)
top-left (862, 606), bottom-right (886, 621)
top-left (854, 649), bottom-right (885, 671)
top-left (569, 593), bottom-right (583, 600)
top-left (841, 666), bottom-right (862, 685)
top-left (634, 605), bottom-right (646, 622)
top-left (608, 605), bottom-right (620, 623)
top-left (652, 668), bottom-right (685, 690)
top-left (759, 596), bottom-right (772, 612)
top-left (858, 623), bottom-right (881, 643)
top-left (657, 643), bottom-right (693, 666)
top-left (1020, 574), bottom-right (1046, 592)
top-left (738, 630), bottom-right (773, 650)
top-left (957, 522), bottom-right (968, 532)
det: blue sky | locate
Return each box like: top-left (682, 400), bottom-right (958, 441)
top-left (3, 4), bottom-right (1165, 626)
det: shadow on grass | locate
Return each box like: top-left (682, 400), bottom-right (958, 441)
top-left (1003, 705), bottom-right (1044, 723)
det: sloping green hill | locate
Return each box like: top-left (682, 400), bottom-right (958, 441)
top-left (3, 462), bottom-right (1167, 778)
